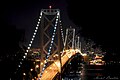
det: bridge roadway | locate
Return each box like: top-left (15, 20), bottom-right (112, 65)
top-left (38, 49), bottom-right (81, 80)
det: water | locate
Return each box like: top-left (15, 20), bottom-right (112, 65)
top-left (60, 53), bottom-right (120, 80)
top-left (62, 64), bottom-right (120, 80)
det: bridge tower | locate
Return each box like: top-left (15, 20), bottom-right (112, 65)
top-left (39, 8), bottom-right (63, 73)
top-left (75, 36), bottom-right (81, 51)
top-left (64, 26), bottom-right (75, 49)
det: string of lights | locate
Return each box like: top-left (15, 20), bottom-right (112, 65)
top-left (15, 11), bottom-right (43, 76)
top-left (60, 20), bottom-right (65, 47)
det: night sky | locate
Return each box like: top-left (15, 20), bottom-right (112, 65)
top-left (66, 1), bottom-right (119, 54)
top-left (0, 0), bottom-right (119, 54)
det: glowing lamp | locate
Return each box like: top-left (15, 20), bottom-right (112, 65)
top-left (49, 5), bottom-right (52, 9)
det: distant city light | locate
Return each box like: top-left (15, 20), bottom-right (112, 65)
top-left (23, 73), bottom-right (26, 76)
top-left (49, 5), bottom-right (52, 9)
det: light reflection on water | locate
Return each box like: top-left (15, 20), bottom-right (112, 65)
top-left (62, 64), bottom-right (120, 80)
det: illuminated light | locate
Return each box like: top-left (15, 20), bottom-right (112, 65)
top-left (34, 32), bottom-right (36, 35)
top-left (51, 41), bottom-right (53, 43)
top-left (82, 53), bottom-right (87, 56)
top-left (68, 55), bottom-right (71, 58)
top-left (39, 16), bottom-right (41, 18)
top-left (30, 68), bottom-right (33, 71)
top-left (20, 62), bottom-right (22, 64)
top-left (27, 47), bottom-right (30, 49)
top-left (33, 62), bottom-right (35, 64)
top-left (55, 54), bottom-right (59, 57)
top-left (38, 19), bottom-right (41, 21)
top-left (37, 24), bottom-right (39, 26)
top-left (45, 71), bottom-right (47, 73)
top-left (53, 55), bottom-right (55, 57)
top-left (36, 65), bottom-right (39, 68)
top-left (42, 67), bottom-right (45, 70)
top-left (25, 53), bottom-right (27, 55)
top-left (55, 61), bottom-right (60, 67)
top-left (56, 21), bottom-right (58, 24)
top-left (50, 44), bottom-right (52, 46)
top-left (55, 61), bottom-right (61, 72)
top-left (53, 63), bottom-right (55, 66)
top-left (54, 29), bottom-right (56, 32)
top-left (26, 50), bottom-right (28, 52)
top-left (31, 38), bottom-right (34, 41)
top-left (50, 47), bottom-right (52, 49)
top-left (53, 32), bottom-right (55, 35)
top-left (35, 30), bottom-right (37, 32)
top-left (48, 53), bottom-right (50, 55)
top-left (36, 27), bottom-right (38, 29)
top-left (59, 20), bottom-right (61, 22)
top-left (29, 43), bottom-right (31, 47)
top-left (30, 41), bottom-right (33, 44)
top-left (41, 62), bottom-right (43, 65)
top-left (56, 19), bottom-right (58, 22)
top-left (40, 12), bottom-right (42, 16)
top-left (52, 38), bottom-right (54, 41)
top-left (23, 56), bottom-right (26, 58)
top-left (38, 21), bottom-right (40, 24)
top-left (70, 49), bottom-right (74, 52)
top-left (44, 64), bottom-right (46, 67)
top-left (48, 49), bottom-right (51, 52)
top-left (57, 12), bottom-right (60, 15)
top-left (55, 24), bottom-right (57, 26)
top-left (52, 35), bottom-right (55, 37)
top-left (44, 60), bottom-right (46, 63)
top-left (56, 16), bottom-right (59, 19)
top-left (49, 67), bottom-right (52, 69)
top-left (36, 59), bottom-right (40, 62)
top-left (18, 65), bottom-right (21, 67)
top-left (33, 35), bottom-right (35, 38)
top-left (54, 27), bottom-right (57, 29)
top-left (23, 73), bottom-right (26, 76)
top-left (49, 5), bottom-right (52, 9)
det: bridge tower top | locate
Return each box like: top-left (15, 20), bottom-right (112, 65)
top-left (64, 26), bottom-right (75, 49)
top-left (39, 8), bottom-right (64, 74)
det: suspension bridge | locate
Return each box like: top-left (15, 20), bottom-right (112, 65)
top-left (16, 6), bottom-right (105, 80)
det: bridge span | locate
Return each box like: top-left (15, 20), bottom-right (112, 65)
top-left (14, 6), bottom-right (105, 80)
top-left (38, 49), bottom-right (84, 80)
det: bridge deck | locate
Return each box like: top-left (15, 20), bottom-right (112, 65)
top-left (39, 49), bottom-right (79, 80)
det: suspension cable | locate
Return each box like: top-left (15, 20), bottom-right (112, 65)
top-left (15, 11), bottom-right (43, 76)
top-left (60, 20), bottom-right (65, 47)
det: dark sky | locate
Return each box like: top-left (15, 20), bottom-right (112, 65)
top-left (66, 1), bottom-right (119, 54)
top-left (1, 0), bottom-right (75, 43)
top-left (0, 0), bottom-right (119, 54)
